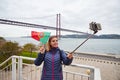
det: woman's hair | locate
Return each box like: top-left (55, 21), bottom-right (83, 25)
top-left (46, 35), bottom-right (58, 51)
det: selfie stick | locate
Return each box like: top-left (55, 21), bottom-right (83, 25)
top-left (71, 22), bottom-right (102, 54)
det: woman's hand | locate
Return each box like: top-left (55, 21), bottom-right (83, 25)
top-left (67, 53), bottom-right (73, 59)
top-left (39, 45), bottom-right (45, 54)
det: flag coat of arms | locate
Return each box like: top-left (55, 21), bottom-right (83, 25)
top-left (31, 31), bottom-right (51, 44)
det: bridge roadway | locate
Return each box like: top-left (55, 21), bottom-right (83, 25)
top-left (0, 18), bottom-right (89, 34)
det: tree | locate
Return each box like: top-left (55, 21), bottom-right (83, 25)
top-left (0, 41), bottom-right (21, 56)
top-left (0, 37), bottom-right (6, 48)
top-left (0, 37), bottom-right (6, 41)
top-left (0, 41), bottom-right (21, 64)
top-left (22, 43), bottom-right (37, 53)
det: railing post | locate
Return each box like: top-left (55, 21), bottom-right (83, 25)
top-left (18, 56), bottom-right (23, 80)
top-left (12, 56), bottom-right (16, 80)
top-left (94, 68), bottom-right (101, 80)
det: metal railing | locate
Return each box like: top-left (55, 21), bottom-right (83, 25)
top-left (0, 55), bottom-right (101, 80)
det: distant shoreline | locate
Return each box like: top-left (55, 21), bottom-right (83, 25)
top-left (20, 34), bottom-right (120, 39)
top-left (61, 34), bottom-right (120, 39)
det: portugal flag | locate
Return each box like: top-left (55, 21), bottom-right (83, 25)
top-left (31, 31), bottom-right (51, 44)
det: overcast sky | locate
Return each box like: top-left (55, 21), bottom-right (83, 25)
top-left (0, 0), bottom-right (120, 37)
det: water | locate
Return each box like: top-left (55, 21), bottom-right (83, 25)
top-left (59, 38), bottom-right (120, 55)
top-left (5, 37), bottom-right (120, 55)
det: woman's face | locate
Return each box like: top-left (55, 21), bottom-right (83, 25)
top-left (50, 37), bottom-right (58, 48)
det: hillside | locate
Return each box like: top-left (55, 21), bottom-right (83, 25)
top-left (61, 34), bottom-right (120, 39)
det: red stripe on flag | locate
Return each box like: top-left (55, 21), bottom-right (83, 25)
top-left (31, 31), bottom-right (44, 41)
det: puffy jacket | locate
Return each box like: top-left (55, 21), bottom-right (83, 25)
top-left (34, 48), bottom-right (73, 80)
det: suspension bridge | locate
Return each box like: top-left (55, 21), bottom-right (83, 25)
top-left (0, 14), bottom-right (89, 37)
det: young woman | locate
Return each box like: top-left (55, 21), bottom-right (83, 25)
top-left (34, 36), bottom-right (73, 80)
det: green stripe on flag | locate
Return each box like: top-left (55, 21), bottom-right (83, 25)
top-left (40, 32), bottom-right (51, 44)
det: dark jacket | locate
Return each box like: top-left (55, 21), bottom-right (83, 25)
top-left (34, 48), bottom-right (73, 80)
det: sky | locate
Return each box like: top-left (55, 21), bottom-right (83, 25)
top-left (0, 0), bottom-right (120, 37)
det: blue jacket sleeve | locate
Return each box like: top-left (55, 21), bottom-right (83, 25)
top-left (34, 53), bottom-right (44, 66)
top-left (60, 50), bottom-right (73, 65)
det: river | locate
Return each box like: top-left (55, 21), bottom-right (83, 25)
top-left (5, 37), bottom-right (120, 55)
